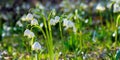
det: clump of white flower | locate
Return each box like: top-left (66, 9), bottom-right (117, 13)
top-left (21, 13), bottom-right (34, 21)
top-left (54, 16), bottom-right (60, 23)
top-left (80, 3), bottom-right (88, 10)
top-left (63, 19), bottom-right (74, 29)
top-left (35, 2), bottom-right (45, 10)
top-left (32, 42), bottom-right (41, 50)
top-left (63, 19), bottom-right (76, 33)
top-left (63, 19), bottom-right (68, 26)
top-left (24, 29), bottom-right (35, 38)
top-left (113, 3), bottom-right (120, 13)
top-left (21, 15), bottom-right (26, 21)
top-left (111, 0), bottom-right (120, 3)
top-left (31, 19), bottom-right (39, 25)
top-left (16, 20), bottom-right (23, 27)
top-left (106, 2), bottom-right (113, 9)
top-left (96, 3), bottom-right (105, 11)
top-left (50, 19), bottom-right (56, 25)
top-left (26, 13), bottom-right (34, 20)
top-left (50, 16), bottom-right (60, 25)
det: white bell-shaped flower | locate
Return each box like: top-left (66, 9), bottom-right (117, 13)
top-left (112, 31), bottom-right (117, 37)
top-left (32, 42), bottom-right (41, 50)
top-left (40, 23), bottom-right (44, 27)
top-left (96, 3), bottom-right (105, 11)
top-left (63, 19), bottom-right (76, 33)
top-left (113, 3), bottom-right (120, 13)
top-left (50, 16), bottom-right (60, 26)
top-left (63, 19), bottom-right (74, 28)
top-left (21, 15), bottom-right (27, 21)
top-left (21, 13), bottom-right (34, 21)
top-left (50, 19), bottom-right (56, 25)
top-left (16, 20), bottom-right (23, 27)
top-left (54, 16), bottom-right (60, 23)
top-left (66, 20), bottom-right (75, 28)
top-left (63, 19), bottom-right (68, 26)
top-left (31, 19), bottom-right (39, 25)
top-left (24, 29), bottom-right (35, 38)
top-left (26, 13), bottom-right (34, 20)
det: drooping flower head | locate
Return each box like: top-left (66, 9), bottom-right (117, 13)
top-left (26, 13), bottom-right (34, 20)
top-left (54, 16), bottom-right (60, 23)
top-left (31, 19), bottom-right (39, 25)
top-left (50, 16), bottom-right (60, 26)
top-left (96, 3), bottom-right (105, 11)
top-left (21, 13), bottom-right (34, 21)
top-left (40, 23), bottom-right (44, 27)
top-left (50, 19), bottom-right (56, 25)
top-left (16, 20), bottom-right (23, 27)
top-left (24, 29), bottom-right (35, 38)
top-left (32, 42), bottom-right (41, 50)
top-left (63, 19), bottom-right (74, 28)
top-left (113, 3), bottom-right (120, 13)
top-left (63, 19), bottom-right (68, 26)
top-left (63, 19), bottom-right (76, 33)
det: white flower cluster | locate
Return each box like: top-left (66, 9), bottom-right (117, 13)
top-left (32, 42), bottom-right (41, 50)
top-left (109, 0), bottom-right (120, 13)
top-left (50, 16), bottom-right (60, 25)
top-left (16, 20), bottom-right (23, 27)
top-left (24, 29), bottom-right (35, 38)
top-left (21, 13), bottom-right (39, 26)
top-left (21, 13), bottom-right (34, 21)
top-left (31, 19), bottom-right (39, 25)
top-left (96, 3), bottom-right (105, 11)
top-left (63, 19), bottom-right (76, 33)
top-left (113, 3), bottom-right (120, 13)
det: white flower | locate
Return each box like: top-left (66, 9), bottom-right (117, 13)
top-left (112, 31), bottom-right (116, 37)
top-left (26, 13), bottom-right (34, 20)
top-left (36, 2), bottom-right (45, 9)
top-left (32, 42), bottom-right (41, 50)
top-left (113, 3), bottom-right (120, 13)
top-left (106, 2), bottom-right (112, 9)
top-left (63, 19), bottom-right (68, 26)
top-left (50, 16), bottom-right (60, 26)
top-left (21, 13), bottom-right (34, 21)
top-left (31, 19), bottom-right (39, 25)
top-left (40, 23), bottom-right (43, 27)
top-left (85, 19), bottom-right (89, 23)
top-left (111, 0), bottom-right (120, 3)
top-left (50, 19), bottom-right (56, 25)
top-left (66, 20), bottom-right (75, 28)
top-left (96, 3), bottom-right (105, 11)
top-left (63, 19), bottom-right (76, 33)
top-left (80, 3), bottom-right (88, 10)
top-left (54, 16), bottom-right (60, 23)
top-left (21, 15), bottom-right (27, 21)
top-left (24, 29), bottom-right (35, 38)
top-left (16, 20), bottom-right (23, 27)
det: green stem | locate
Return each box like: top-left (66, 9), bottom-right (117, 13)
top-left (115, 15), bottom-right (120, 46)
top-left (80, 31), bottom-right (82, 50)
top-left (99, 11), bottom-right (103, 26)
top-left (48, 14), bottom-right (54, 60)
top-left (35, 53), bottom-right (38, 60)
top-left (42, 13), bottom-right (54, 59)
top-left (59, 18), bottom-right (63, 40)
top-left (31, 25), bottom-right (47, 39)
top-left (31, 37), bottom-right (34, 49)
